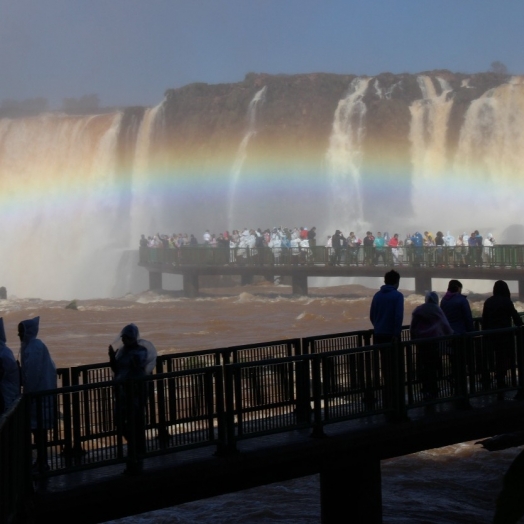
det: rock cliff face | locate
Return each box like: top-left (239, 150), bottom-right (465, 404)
top-left (0, 70), bottom-right (522, 298)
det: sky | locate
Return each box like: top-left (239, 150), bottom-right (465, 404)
top-left (1, 0), bottom-right (524, 109)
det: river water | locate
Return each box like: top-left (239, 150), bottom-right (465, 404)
top-left (1, 281), bottom-right (522, 523)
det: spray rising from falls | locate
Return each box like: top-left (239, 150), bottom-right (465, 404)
top-left (452, 78), bottom-right (524, 226)
top-left (409, 76), bottom-right (454, 220)
top-left (228, 86), bottom-right (267, 229)
top-left (0, 108), bottom-right (165, 300)
top-left (325, 77), bottom-right (371, 234)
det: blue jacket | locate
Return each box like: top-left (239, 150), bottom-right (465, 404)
top-left (440, 292), bottom-right (474, 334)
top-left (370, 285), bottom-right (404, 337)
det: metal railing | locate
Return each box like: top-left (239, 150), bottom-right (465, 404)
top-left (11, 325), bottom-right (522, 480)
top-left (139, 245), bottom-right (524, 269)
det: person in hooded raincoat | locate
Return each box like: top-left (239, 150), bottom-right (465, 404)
top-left (19, 316), bottom-right (57, 471)
top-left (19, 317), bottom-right (57, 426)
top-left (482, 280), bottom-right (523, 398)
top-left (411, 292), bottom-right (453, 400)
top-left (0, 317), bottom-right (20, 415)
top-left (108, 324), bottom-right (149, 460)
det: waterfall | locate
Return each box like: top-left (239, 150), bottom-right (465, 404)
top-left (409, 76), bottom-right (454, 223)
top-left (0, 109), bottom-right (168, 299)
top-left (325, 77), bottom-right (371, 234)
top-left (2, 72), bottom-right (524, 299)
top-left (452, 78), bottom-right (524, 228)
top-left (227, 86), bottom-right (267, 230)
top-left (129, 102), bottom-right (166, 240)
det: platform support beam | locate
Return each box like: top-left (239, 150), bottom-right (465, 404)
top-left (149, 271), bottom-right (162, 291)
top-left (320, 454), bottom-right (382, 523)
top-left (183, 273), bottom-right (199, 298)
top-left (292, 274), bottom-right (308, 295)
top-left (414, 274), bottom-right (432, 295)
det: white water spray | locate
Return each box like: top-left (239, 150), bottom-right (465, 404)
top-left (326, 77), bottom-right (371, 234)
top-left (227, 86), bottom-right (267, 229)
top-left (409, 76), bottom-right (454, 222)
top-left (452, 78), bottom-right (524, 231)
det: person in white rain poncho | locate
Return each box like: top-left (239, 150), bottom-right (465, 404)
top-left (0, 317), bottom-right (20, 415)
top-left (108, 324), bottom-right (156, 469)
top-left (483, 233), bottom-right (495, 265)
top-left (109, 323), bottom-right (157, 377)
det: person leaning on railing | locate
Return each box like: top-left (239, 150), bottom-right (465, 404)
top-left (482, 280), bottom-right (523, 400)
top-left (108, 323), bottom-right (148, 473)
top-left (370, 270), bottom-right (404, 412)
top-left (410, 292), bottom-right (453, 401)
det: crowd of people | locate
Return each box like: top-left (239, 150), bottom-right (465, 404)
top-left (370, 270), bottom-right (522, 406)
top-left (140, 227), bottom-right (497, 267)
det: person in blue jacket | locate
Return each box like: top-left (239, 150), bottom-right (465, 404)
top-left (370, 270), bottom-right (404, 344)
top-left (370, 270), bottom-right (404, 412)
top-left (440, 280), bottom-right (474, 334)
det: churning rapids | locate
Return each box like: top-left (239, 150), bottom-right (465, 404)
top-left (1, 281), bottom-right (522, 523)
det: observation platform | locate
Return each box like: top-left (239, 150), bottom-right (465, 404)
top-left (3, 326), bottom-right (524, 523)
top-left (138, 245), bottom-right (524, 298)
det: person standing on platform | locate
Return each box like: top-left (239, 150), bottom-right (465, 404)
top-left (370, 270), bottom-right (404, 412)
top-left (440, 280), bottom-right (474, 334)
top-left (109, 323), bottom-right (148, 472)
top-left (370, 270), bottom-right (404, 345)
top-left (19, 316), bottom-right (57, 471)
top-left (0, 318), bottom-right (20, 415)
top-left (410, 292), bottom-right (453, 401)
top-left (482, 280), bottom-right (523, 399)
top-left (440, 280), bottom-right (474, 394)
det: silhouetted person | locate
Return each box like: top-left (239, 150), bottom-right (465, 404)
top-left (370, 270), bottom-right (404, 412)
top-left (410, 292), bottom-right (453, 400)
top-left (370, 270), bottom-right (404, 345)
top-left (19, 317), bottom-right (57, 472)
top-left (109, 323), bottom-right (148, 473)
top-left (440, 280), bottom-right (474, 335)
top-left (482, 280), bottom-right (523, 399)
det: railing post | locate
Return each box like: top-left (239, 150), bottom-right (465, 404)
top-left (223, 365), bottom-right (238, 453)
top-left (320, 454), bottom-right (382, 524)
top-left (454, 335), bottom-right (472, 409)
top-left (389, 338), bottom-right (408, 422)
top-left (295, 358), bottom-right (312, 425)
top-left (311, 355), bottom-right (325, 438)
top-left (213, 367), bottom-right (228, 456)
top-left (124, 379), bottom-right (145, 475)
top-left (515, 326), bottom-right (524, 400)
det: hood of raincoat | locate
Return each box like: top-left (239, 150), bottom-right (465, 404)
top-left (19, 317), bottom-right (39, 349)
top-left (120, 323), bottom-right (139, 342)
top-left (113, 323), bottom-right (157, 374)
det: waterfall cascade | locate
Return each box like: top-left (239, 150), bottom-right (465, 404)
top-left (1, 71), bottom-right (523, 299)
top-left (325, 77), bottom-right (371, 234)
top-left (228, 86), bottom-right (267, 229)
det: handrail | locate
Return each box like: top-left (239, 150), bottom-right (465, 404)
top-left (14, 325), bottom-right (524, 480)
top-left (139, 244), bottom-right (524, 269)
